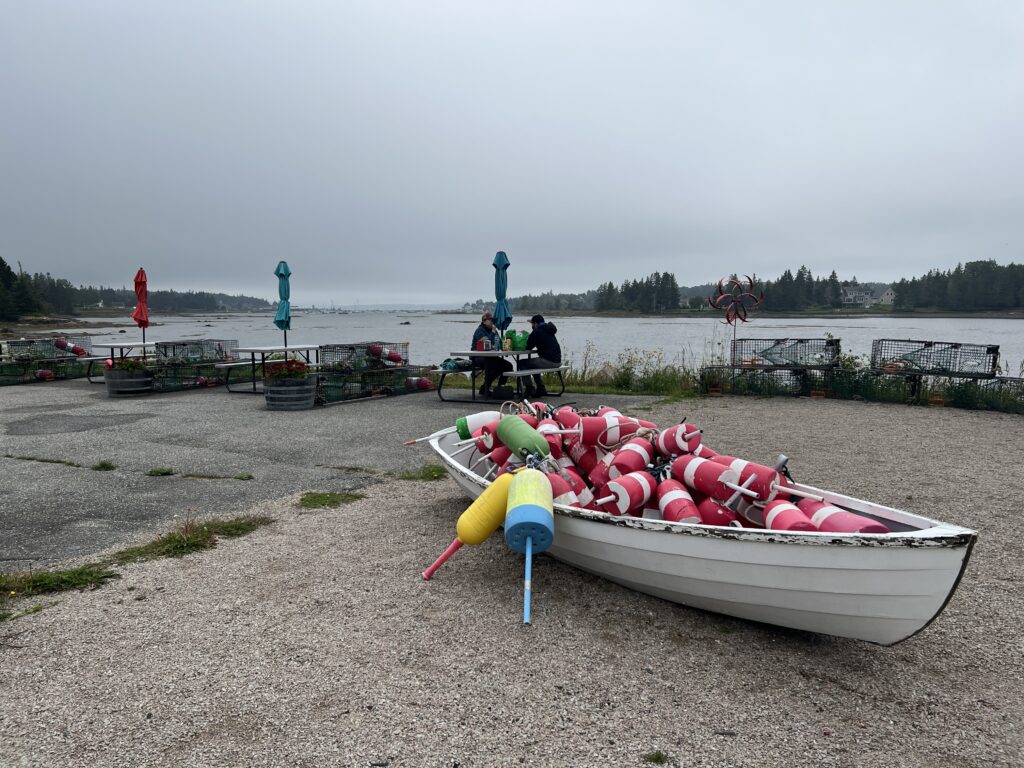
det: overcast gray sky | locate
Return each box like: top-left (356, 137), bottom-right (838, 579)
top-left (2, 1), bottom-right (1022, 306)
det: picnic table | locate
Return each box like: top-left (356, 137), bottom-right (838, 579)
top-left (218, 344), bottom-right (322, 394)
top-left (82, 341), bottom-right (158, 383)
top-left (435, 349), bottom-right (567, 402)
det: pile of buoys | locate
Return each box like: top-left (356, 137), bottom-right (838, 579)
top-left (412, 401), bottom-right (892, 625)
top-left (421, 402), bottom-right (892, 535)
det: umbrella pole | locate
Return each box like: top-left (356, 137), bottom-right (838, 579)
top-left (142, 327), bottom-right (146, 359)
top-left (284, 329), bottom-right (288, 350)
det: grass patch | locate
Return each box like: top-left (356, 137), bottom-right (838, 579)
top-left (642, 751), bottom-right (671, 765)
top-left (104, 514), bottom-right (275, 565)
top-left (234, 472), bottom-right (254, 481)
top-left (0, 515), bottom-right (275, 620)
top-left (145, 467), bottom-right (176, 477)
top-left (91, 460), bottom-right (117, 471)
top-left (1, 564), bottom-right (119, 597)
top-left (299, 491), bottom-right (365, 509)
top-left (398, 464), bottom-right (447, 481)
top-left (4, 453), bottom-right (82, 468)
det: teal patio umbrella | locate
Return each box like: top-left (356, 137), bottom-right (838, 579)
top-left (492, 251), bottom-right (512, 337)
top-left (273, 260), bottom-right (292, 347)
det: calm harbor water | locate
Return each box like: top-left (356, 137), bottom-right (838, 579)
top-left (39, 312), bottom-right (1024, 375)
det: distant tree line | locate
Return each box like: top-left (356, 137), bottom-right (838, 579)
top-left (0, 255), bottom-right (271, 322)
top-left (893, 260), bottom-right (1024, 311)
top-left (594, 272), bottom-right (682, 312)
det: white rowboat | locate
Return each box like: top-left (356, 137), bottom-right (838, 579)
top-left (427, 424), bottom-right (976, 645)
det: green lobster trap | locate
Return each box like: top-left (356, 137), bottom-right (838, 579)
top-left (870, 339), bottom-right (999, 378)
top-left (731, 338), bottom-right (841, 369)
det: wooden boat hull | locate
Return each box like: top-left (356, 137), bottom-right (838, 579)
top-left (429, 427), bottom-right (976, 645)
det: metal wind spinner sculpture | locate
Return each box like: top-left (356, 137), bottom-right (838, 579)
top-left (709, 275), bottom-right (766, 350)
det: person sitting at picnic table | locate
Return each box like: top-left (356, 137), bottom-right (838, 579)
top-left (518, 314), bottom-right (561, 398)
top-left (471, 310), bottom-right (511, 399)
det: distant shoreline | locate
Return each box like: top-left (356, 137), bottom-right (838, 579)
top-left (4, 307), bottom-right (1023, 336)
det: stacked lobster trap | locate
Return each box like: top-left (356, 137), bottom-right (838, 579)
top-left (149, 338), bottom-right (240, 392)
top-left (1, 336), bottom-right (95, 385)
top-left (316, 341), bottom-right (433, 404)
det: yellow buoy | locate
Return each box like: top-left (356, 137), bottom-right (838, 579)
top-left (457, 472), bottom-right (514, 545)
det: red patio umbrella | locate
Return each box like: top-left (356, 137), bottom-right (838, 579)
top-left (130, 268), bottom-right (150, 353)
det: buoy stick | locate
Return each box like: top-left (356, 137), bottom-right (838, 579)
top-left (595, 494), bottom-right (616, 505)
top-left (724, 473), bottom-right (758, 509)
top-left (773, 483), bottom-right (825, 502)
top-left (523, 535), bottom-right (533, 625)
top-left (723, 481), bottom-right (758, 498)
top-left (683, 429), bottom-right (702, 440)
top-left (452, 436), bottom-right (481, 447)
top-left (450, 442), bottom-right (479, 458)
top-left (403, 427), bottom-right (456, 446)
top-left (422, 538), bottom-right (464, 580)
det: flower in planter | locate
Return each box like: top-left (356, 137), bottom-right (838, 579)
top-left (265, 359), bottom-right (309, 380)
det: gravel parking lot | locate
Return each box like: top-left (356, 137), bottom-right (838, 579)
top-left (1, 382), bottom-right (1021, 767)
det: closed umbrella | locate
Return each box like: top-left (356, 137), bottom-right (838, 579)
top-left (130, 268), bottom-right (149, 355)
top-left (492, 251), bottom-right (512, 339)
top-left (273, 261), bottom-right (291, 347)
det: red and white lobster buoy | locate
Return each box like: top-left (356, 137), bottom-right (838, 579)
top-left (553, 406), bottom-right (581, 429)
top-left (587, 452), bottom-right (615, 489)
top-left (567, 440), bottom-right (604, 476)
top-left (671, 455), bottom-right (743, 501)
top-left (656, 479), bottom-right (702, 524)
top-left (53, 338), bottom-right (87, 356)
top-left (608, 437), bottom-right (655, 479)
top-left (596, 471), bottom-right (657, 516)
top-left (535, 419), bottom-right (564, 459)
top-left (35, 369), bottom-right (56, 381)
top-left (708, 455), bottom-right (790, 504)
top-left (696, 497), bottom-right (738, 527)
top-left (796, 499), bottom-right (891, 534)
top-left (655, 423), bottom-right (703, 458)
top-left (546, 472), bottom-right (580, 507)
top-left (761, 499), bottom-right (817, 532)
top-left (368, 343), bottom-right (405, 364)
top-left (572, 415), bottom-right (640, 448)
top-left (405, 377), bottom-right (433, 391)
top-left (561, 466), bottom-right (595, 507)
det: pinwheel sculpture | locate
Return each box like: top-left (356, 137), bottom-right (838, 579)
top-left (708, 275), bottom-right (765, 353)
top-left (708, 275), bottom-right (765, 325)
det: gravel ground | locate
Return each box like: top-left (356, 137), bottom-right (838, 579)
top-left (1, 386), bottom-right (1022, 767)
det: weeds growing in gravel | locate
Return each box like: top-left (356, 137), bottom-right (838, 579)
top-left (145, 467), bottom-right (176, 476)
top-left (299, 491), bottom-right (365, 509)
top-left (641, 751), bottom-right (671, 765)
top-left (91, 460), bottom-right (117, 471)
top-left (4, 454), bottom-right (82, 468)
top-left (398, 464), bottom-right (447, 481)
top-left (0, 514), bottom-right (275, 621)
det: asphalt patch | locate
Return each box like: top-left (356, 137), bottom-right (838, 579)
top-left (5, 413), bottom-right (155, 436)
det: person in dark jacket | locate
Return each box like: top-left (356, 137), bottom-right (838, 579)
top-left (518, 314), bottom-right (561, 397)
top-left (470, 311), bottom-right (511, 398)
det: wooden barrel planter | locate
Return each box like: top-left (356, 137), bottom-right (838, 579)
top-left (104, 368), bottom-right (154, 397)
top-left (264, 376), bottom-right (317, 411)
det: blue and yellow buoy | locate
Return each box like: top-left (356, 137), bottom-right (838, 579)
top-left (504, 468), bottom-right (555, 624)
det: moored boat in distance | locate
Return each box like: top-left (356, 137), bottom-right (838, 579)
top-left (427, 419), bottom-right (976, 646)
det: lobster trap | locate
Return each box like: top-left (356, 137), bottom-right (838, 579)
top-left (155, 339), bottom-right (239, 363)
top-left (319, 341), bottom-right (410, 374)
top-left (870, 339), bottom-right (999, 378)
top-left (5, 336), bottom-right (93, 359)
top-left (319, 367), bottom-right (412, 404)
top-left (731, 338), bottom-right (840, 369)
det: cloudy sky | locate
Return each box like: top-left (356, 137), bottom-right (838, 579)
top-left (1, 1), bottom-right (1021, 306)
